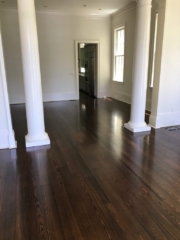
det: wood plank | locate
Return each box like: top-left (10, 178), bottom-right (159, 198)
top-left (0, 93), bottom-right (180, 239)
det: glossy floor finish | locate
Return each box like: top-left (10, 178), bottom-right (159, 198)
top-left (1, 94), bottom-right (180, 240)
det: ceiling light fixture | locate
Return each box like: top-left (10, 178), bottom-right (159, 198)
top-left (44, 5), bottom-right (47, 7)
top-left (83, 5), bottom-right (87, 7)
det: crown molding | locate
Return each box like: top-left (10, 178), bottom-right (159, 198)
top-left (0, 7), bottom-right (110, 19)
top-left (36, 11), bottom-right (110, 19)
top-left (0, 7), bottom-right (17, 12)
top-left (155, 0), bottom-right (167, 9)
top-left (155, 0), bottom-right (165, 3)
top-left (112, 1), bottom-right (136, 19)
top-left (136, 0), bottom-right (152, 7)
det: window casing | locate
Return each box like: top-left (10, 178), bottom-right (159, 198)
top-left (113, 26), bottom-right (125, 82)
top-left (149, 13), bottom-right (158, 88)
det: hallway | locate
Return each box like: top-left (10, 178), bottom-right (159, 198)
top-left (1, 95), bottom-right (180, 239)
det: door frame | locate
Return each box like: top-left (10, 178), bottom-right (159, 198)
top-left (75, 40), bottom-right (100, 99)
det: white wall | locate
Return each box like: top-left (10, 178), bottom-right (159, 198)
top-left (0, 10), bottom-right (111, 104)
top-left (111, 3), bottom-right (136, 105)
top-left (150, 0), bottom-right (180, 128)
top-left (0, 10), bottom-right (24, 104)
top-left (111, 2), bottom-right (157, 111)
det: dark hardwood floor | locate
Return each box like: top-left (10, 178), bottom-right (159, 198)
top-left (1, 93), bottom-right (180, 239)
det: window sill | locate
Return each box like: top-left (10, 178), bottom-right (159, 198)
top-left (112, 80), bottom-right (124, 84)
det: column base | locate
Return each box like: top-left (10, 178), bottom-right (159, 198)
top-left (124, 123), bottom-right (151, 133)
top-left (25, 134), bottom-right (50, 148)
top-left (9, 131), bottom-right (17, 149)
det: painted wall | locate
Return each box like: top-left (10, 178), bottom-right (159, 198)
top-left (111, 3), bottom-right (136, 106)
top-left (150, 0), bottom-right (180, 128)
top-left (0, 10), bottom-right (111, 104)
top-left (111, 2), bottom-right (157, 111)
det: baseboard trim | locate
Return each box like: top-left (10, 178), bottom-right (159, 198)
top-left (149, 112), bottom-right (180, 128)
top-left (0, 130), bottom-right (16, 149)
top-left (111, 91), bottom-right (151, 111)
top-left (43, 92), bottom-right (78, 102)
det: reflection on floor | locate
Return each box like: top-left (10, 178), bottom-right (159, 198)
top-left (1, 94), bottom-right (180, 239)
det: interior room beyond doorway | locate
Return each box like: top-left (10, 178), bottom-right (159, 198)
top-left (78, 43), bottom-right (97, 98)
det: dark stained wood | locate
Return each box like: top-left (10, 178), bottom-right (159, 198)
top-left (0, 93), bottom-right (180, 239)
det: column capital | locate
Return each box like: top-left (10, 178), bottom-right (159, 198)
top-left (135, 0), bottom-right (152, 8)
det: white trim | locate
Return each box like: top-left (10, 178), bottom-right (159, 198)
top-left (148, 12), bottom-right (159, 88)
top-left (148, 115), bottom-right (160, 129)
top-left (156, 0), bottom-right (167, 9)
top-left (25, 136), bottom-right (50, 148)
top-left (113, 25), bottom-right (126, 83)
top-left (99, 90), bottom-right (110, 99)
top-left (149, 112), bottom-right (180, 129)
top-left (36, 12), bottom-right (110, 19)
top-left (111, 91), bottom-right (131, 104)
top-left (111, 90), bottom-right (151, 111)
top-left (9, 92), bottom-right (78, 104)
top-left (124, 123), bottom-right (151, 133)
top-left (0, 131), bottom-right (17, 149)
top-left (112, 2), bottom-right (136, 19)
top-left (0, 8), bottom-right (17, 12)
top-left (75, 40), bottom-right (100, 99)
top-left (43, 92), bottom-right (78, 102)
top-left (9, 94), bottom-right (25, 104)
top-left (0, 8), bottom-right (110, 19)
top-left (0, 130), bottom-right (9, 149)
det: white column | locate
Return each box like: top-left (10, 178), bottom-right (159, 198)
top-left (0, 23), bottom-right (16, 149)
top-left (17, 0), bottom-right (50, 147)
top-left (124, 0), bottom-right (152, 133)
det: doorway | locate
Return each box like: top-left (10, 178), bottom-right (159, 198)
top-left (75, 41), bottom-right (100, 99)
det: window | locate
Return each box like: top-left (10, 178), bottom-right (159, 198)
top-left (149, 13), bottom-right (158, 88)
top-left (113, 26), bottom-right (125, 82)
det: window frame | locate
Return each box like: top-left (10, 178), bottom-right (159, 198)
top-left (113, 25), bottom-right (126, 83)
top-left (149, 12), bottom-right (158, 88)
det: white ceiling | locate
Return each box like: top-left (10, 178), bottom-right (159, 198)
top-left (0, 0), bottom-right (133, 16)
